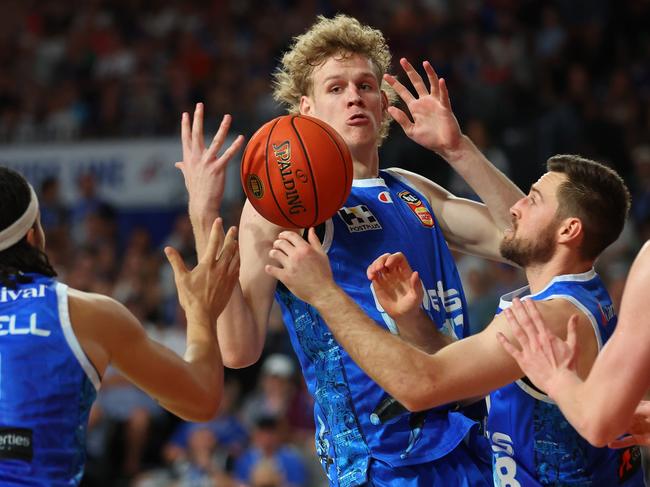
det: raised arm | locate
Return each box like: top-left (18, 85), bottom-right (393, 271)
top-left (265, 229), bottom-right (597, 411)
top-left (386, 58), bottom-right (524, 260)
top-left (175, 104), bottom-right (281, 367)
top-left (72, 219), bottom-right (239, 421)
top-left (498, 242), bottom-right (650, 447)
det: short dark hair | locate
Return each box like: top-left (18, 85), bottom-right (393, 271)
top-left (547, 155), bottom-right (631, 260)
top-left (0, 167), bottom-right (56, 287)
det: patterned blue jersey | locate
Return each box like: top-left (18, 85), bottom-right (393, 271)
top-left (0, 274), bottom-right (100, 486)
top-left (487, 270), bottom-right (644, 486)
top-left (276, 170), bottom-right (478, 486)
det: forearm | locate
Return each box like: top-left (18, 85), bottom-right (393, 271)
top-left (312, 286), bottom-right (441, 411)
top-left (216, 285), bottom-right (266, 368)
top-left (189, 204), bottom-right (217, 259)
top-left (395, 311), bottom-right (454, 354)
top-left (443, 136), bottom-right (523, 230)
top-left (159, 311), bottom-right (224, 421)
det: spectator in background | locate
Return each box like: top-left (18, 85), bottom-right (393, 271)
top-left (235, 414), bottom-right (308, 487)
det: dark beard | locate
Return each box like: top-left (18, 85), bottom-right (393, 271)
top-left (499, 221), bottom-right (558, 267)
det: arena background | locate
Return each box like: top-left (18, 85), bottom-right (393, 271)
top-left (0, 1), bottom-right (648, 486)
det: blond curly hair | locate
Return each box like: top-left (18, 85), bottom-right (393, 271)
top-left (272, 14), bottom-right (395, 143)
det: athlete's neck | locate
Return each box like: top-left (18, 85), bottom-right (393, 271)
top-left (351, 148), bottom-right (380, 179)
top-left (525, 257), bottom-right (594, 295)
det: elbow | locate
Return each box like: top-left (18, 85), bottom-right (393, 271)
top-left (221, 347), bottom-right (263, 369)
top-left (391, 379), bottom-right (438, 413)
top-left (580, 421), bottom-right (619, 448)
top-left (184, 395), bottom-right (221, 423)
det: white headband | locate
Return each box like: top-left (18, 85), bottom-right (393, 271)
top-left (0, 184), bottom-right (39, 252)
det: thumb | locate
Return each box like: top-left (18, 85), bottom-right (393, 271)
top-left (164, 246), bottom-right (187, 279)
top-left (308, 227), bottom-right (323, 251)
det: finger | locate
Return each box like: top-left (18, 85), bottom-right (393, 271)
top-left (522, 298), bottom-right (556, 365)
top-left (383, 73), bottom-right (416, 105)
top-left (409, 271), bottom-right (424, 300)
top-left (497, 332), bottom-right (523, 361)
top-left (367, 253), bottom-right (391, 280)
top-left (174, 161), bottom-right (184, 171)
top-left (566, 314), bottom-right (579, 355)
top-left (277, 230), bottom-right (307, 247)
top-left (522, 298), bottom-right (548, 339)
top-left (272, 237), bottom-right (296, 256)
top-left (226, 247), bottom-right (240, 277)
top-left (192, 102), bottom-right (205, 153)
top-left (265, 262), bottom-right (290, 284)
top-left (307, 227), bottom-right (324, 253)
top-left (202, 218), bottom-right (225, 264)
top-left (608, 435), bottom-right (650, 449)
top-left (400, 57), bottom-right (428, 98)
top-left (216, 226), bottom-right (239, 265)
top-left (386, 106), bottom-right (414, 132)
top-left (181, 112), bottom-right (191, 161)
top-left (385, 252), bottom-right (410, 273)
top-left (511, 299), bottom-right (539, 349)
top-left (205, 115), bottom-right (237, 163)
top-left (439, 78), bottom-right (452, 110)
top-left (504, 306), bottom-right (529, 350)
top-left (423, 61), bottom-right (439, 98)
top-left (268, 248), bottom-right (289, 266)
top-left (164, 246), bottom-right (188, 278)
top-left (218, 134), bottom-right (245, 165)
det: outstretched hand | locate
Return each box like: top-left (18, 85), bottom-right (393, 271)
top-left (264, 228), bottom-right (334, 305)
top-left (497, 298), bottom-right (579, 395)
top-left (165, 218), bottom-right (240, 324)
top-left (367, 252), bottom-right (422, 320)
top-left (384, 58), bottom-right (463, 157)
top-left (175, 103), bottom-right (245, 216)
top-left (608, 401), bottom-right (650, 448)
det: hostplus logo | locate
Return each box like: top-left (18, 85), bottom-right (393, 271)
top-left (337, 205), bottom-right (382, 232)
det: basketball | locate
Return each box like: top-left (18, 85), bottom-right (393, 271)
top-left (240, 114), bottom-right (353, 228)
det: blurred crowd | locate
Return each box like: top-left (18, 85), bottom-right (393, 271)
top-left (2, 0), bottom-right (650, 486)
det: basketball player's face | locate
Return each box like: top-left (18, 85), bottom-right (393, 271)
top-left (500, 172), bottom-right (566, 267)
top-left (300, 53), bottom-right (387, 151)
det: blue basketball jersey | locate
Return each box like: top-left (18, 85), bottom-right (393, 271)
top-left (0, 274), bottom-right (100, 486)
top-left (276, 170), bottom-right (481, 486)
top-left (487, 270), bottom-right (644, 486)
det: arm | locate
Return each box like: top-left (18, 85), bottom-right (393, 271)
top-left (499, 242), bottom-right (650, 446)
top-left (386, 58), bottom-right (524, 260)
top-left (265, 229), bottom-right (597, 411)
top-left (367, 252), bottom-right (454, 353)
top-left (72, 219), bottom-right (239, 421)
top-left (175, 104), bottom-right (282, 367)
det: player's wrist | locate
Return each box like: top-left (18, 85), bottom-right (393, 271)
top-left (438, 135), bottom-right (473, 164)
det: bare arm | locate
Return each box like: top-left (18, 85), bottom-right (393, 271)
top-left (265, 229), bottom-right (596, 411)
top-left (500, 242), bottom-right (650, 446)
top-left (72, 220), bottom-right (240, 421)
top-left (386, 58), bottom-right (524, 260)
top-left (175, 104), bottom-right (282, 367)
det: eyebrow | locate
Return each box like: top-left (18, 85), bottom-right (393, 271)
top-left (321, 72), bottom-right (378, 84)
top-left (529, 186), bottom-right (543, 200)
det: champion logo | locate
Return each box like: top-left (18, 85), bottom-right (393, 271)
top-left (378, 191), bottom-right (393, 203)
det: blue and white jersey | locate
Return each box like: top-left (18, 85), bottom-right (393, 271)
top-left (0, 274), bottom-right (100, 486)
top-left (276, 170), bottom-right (478, 486)
top-left (487, 270), bottom-right (644, 486)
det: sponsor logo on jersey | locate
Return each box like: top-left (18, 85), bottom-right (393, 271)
top-left (377, 191), bottom-right (392, 203)
top-left (597, 302), bottom-right (615, 325)
top-left (337, 205), bottom-right (382, 232)
top-left (0, 285), bottom-right (46, 303)
top-left (0, 428), bottom-right (33, 462)
top-left (397, 191), bottom-right (434, 227)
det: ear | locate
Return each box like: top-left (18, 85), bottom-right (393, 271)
top-left (380, 89), bottom-right (389, 113)
top-left (299, 95), bottom-right (312, 115)
top-left (557, 217), bottom-right (583, 245)
top-left (25, 227), bottom-right (37, 247)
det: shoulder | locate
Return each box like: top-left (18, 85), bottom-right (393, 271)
top-left (385, 167), bottom-right (452, 205)
top-left (67, 288), bottom-right (140, 334)
top-left (531, 297), bottom-right (594, 340)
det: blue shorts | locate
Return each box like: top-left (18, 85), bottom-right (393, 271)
top-left (363, 439), bottom-right (492, 487)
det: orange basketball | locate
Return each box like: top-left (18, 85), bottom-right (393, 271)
top-left (241, 114), bottom-right (353, 228)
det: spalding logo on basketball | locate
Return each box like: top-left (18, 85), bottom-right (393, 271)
top-left (240, 114), bottom-right (353, 228)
